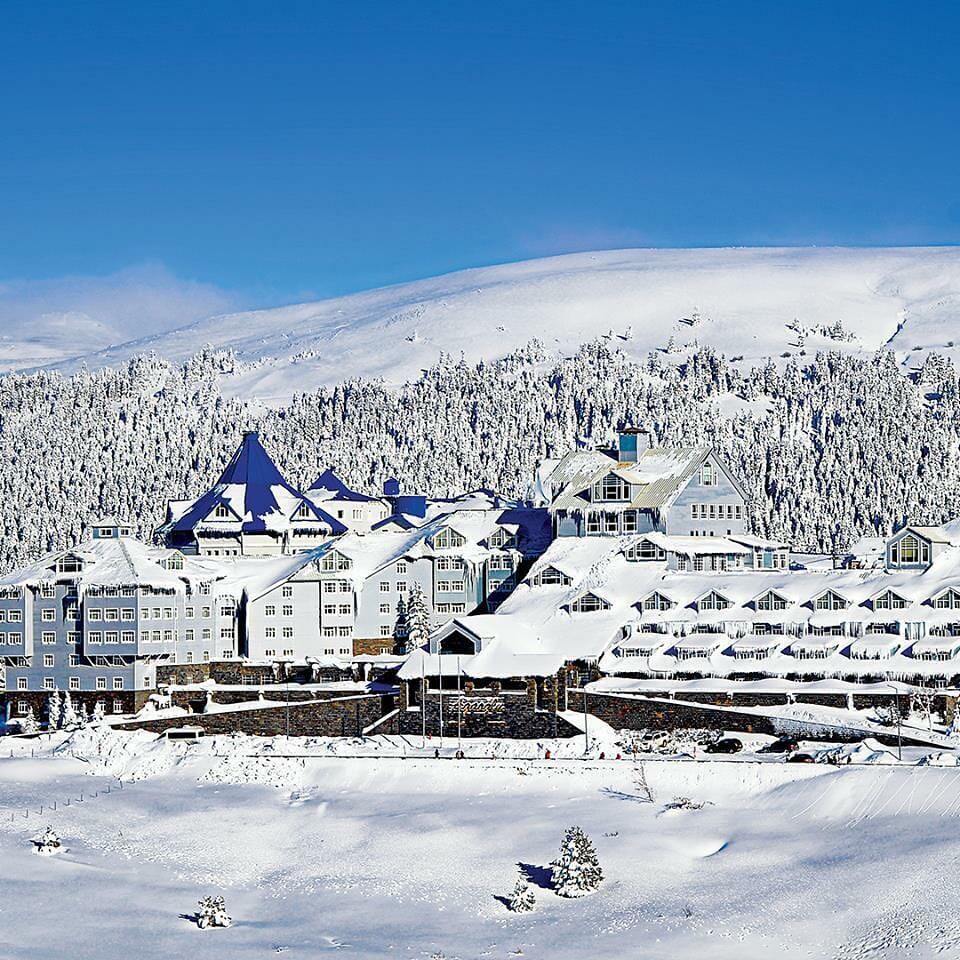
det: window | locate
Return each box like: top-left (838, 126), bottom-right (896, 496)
top-left (282, 585), bottom-right (293, 598)
top-left (105, 631), bottom-right (119, 643)
top-left (88, 631), bottom-right (103, 644)
top-left (213, 503), bottom-right (231, 519)
top-left (698, 591), bottom-right (730, 611)
top-left (756, 592), bottom-right (789, 611)
top-left (379, 582), bottom-right (390, 593)
top-left (432, 528), bottom-right (465, 549)
top-left (534, 566), bottom-right (571, 586)
top-left (379, 603), bottom-right (391, 615)
top-left (293, 501), bottom-right (313, 520)
top-left (220, 627), bottom-right (235, 640)
top-left (700, 462), bottom-right (716, 486)
top-left (595, 474), bottom-right (630, 502)
top-left (96, 677), bottom-right (107, 690)
top-left (88, 608), bottom-right (102, 621)
top-left (321, 552), bottom-right (352, 572)
top-left (397, 581), bottom-right (407, 593)
top-left (643, 593), bottom-right (672, 611)
top-left (105, 608), bottom-right (119, 621)
top-left (571, 593), bottom-right (608, 613)
top-left (874, 591), bottom-right (907, 610)
top-left (201, 606), bottom-right (211, 618)
top-left (814, 591), bottom-right (847, 610)
top-left (625, 540), bottom-right (666, 562)
top-left (436, 557), bottom-right (462, 571)
top-left (69, 654), bottom-right (80, 666)
top-left (17, 678), bottom-right (28, 691)
top-left (397, 562), bottom-right (407, 575)
top-left (282, 604), bottom-right (293, 617)
top-left (586, 514), bottom-right (601, 535)
top-left (43, 678), bottom-right (55, 690)
top-left (121, 608), bottom-right (135, 620)
top-left (282, 627), bottom-right (294, 639)
top-left (622, 511), bottom-right (638, 534)
top-left (69, 677), bottom-right (80, 690)
top-left (7, 609), bottom-right (21, 622)
top-left (41, 631), bottom-right (55, 644)
top-left (166, 554), bottom-right (183, 570)
top-left (41, 608), bottom-right (55, 622)
top-left (265, 604), bottom-right (276, 617)
top-left (56, 556), bottom-right (83, 574)
top-left (380, 625), bottom-right (392, 637)
top-left (43, 654), bottom-right (54, 667)
top-left (265, 627), bottom-right (276, 638)
top-left (890, 533), bottom-right (930, 567)
top-left (186, 652), bottom-right (194, 664)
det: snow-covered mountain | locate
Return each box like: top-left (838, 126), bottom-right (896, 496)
top-left (36, 247), bottom-right (960, 402)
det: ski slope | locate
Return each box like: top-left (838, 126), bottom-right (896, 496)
top-left (40, 246), bottom-right (960, 404)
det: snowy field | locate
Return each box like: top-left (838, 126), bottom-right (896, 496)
top-left (3, 729), bottom-right (960, 959)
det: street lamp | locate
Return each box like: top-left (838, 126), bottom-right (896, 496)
top-left (885, 682), bottom-right (903, 761)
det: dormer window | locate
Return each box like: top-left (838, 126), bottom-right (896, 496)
top-left (756, 591), bottom-right (789, 611)
top-left (56, 555), bottom-right (83, 574)
top-left (889, 533), bottom-right (930, 567)
top-left (489, 528), bottom-right (515, 549)
top-left (643, 592), bottom-right (673, 611)
top-left (533, 566), bottom-right (572, 587)
top-left (594, 474), bottom-right (630, 502)
top-left (814, 590), bottom-right (847, 611)
top-left (570, 592), bottom-right (610, 613)
top-left (165, 554), bottom-right (184, 571)
top-left (293, 501), bottom-right (313, 520)
top-left (213, 503), bottom-right (231, 520)
top-left (321, 551), bottom-right (352, 572)
top-left (934, 588), bottom-right (960, 610)
top-left (698, 591), bottom-right (730, 611)
top-left (432, 528), bottom-right (466, 550)
top-left (873, 590), bottom-right (907, 610)
top-left (700, 462), bottom-right (716, 486)
top-left (625, 540), bottom-right (666, 562)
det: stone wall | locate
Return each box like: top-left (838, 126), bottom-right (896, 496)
top-left (168, 686), bottom-right (371, 711)
top-left (115, 693), bottom-right (396, 737)
top-left (1, 690), bottom-right (152, 724)
top-left (156, 660), bottom-right (278, 687)
top-left (397, 673), bottom-right (578, 739)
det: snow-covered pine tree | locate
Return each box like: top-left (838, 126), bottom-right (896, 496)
top-left (92, 700), bottom-right (106, 723)
top-left (60, 691), bottom-right (78, 729)
top-left (551, 826), bottom-right (603, 897)
top-left (196, 895), bottom-right (232, 929)
top-left (508, 874), bottom-right (536, 912)
top-left (46, 689), bottom-right (62, 730)
top-left (406, 583), bottom-right (431, 653)
top-left (394, 594), bottom-right (409, 647)
top-left (20, 707), bottom-right (40, 734)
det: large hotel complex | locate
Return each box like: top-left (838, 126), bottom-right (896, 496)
top-left (2, 428), bottom-right (959, 731)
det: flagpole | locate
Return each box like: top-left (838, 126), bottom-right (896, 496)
top-left (457, 654), bottom-right (462, 751)
top-left (421, 651), bottom-right (426, 748)
top-left (438, 650), bottom-right (444, 751)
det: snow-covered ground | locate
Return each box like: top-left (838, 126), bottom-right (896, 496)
top-left (32, 246), bottom-right (960, 403)
top-left (4, 727), bottom-right (960, 958)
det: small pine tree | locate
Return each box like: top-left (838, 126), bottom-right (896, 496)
top-left (551, 826), bottom-right (603, 897)
top-left (92, 700), bottom-right (106, 723)
top-left (406, 583), bottom-right (431, 653)
top-left (46, 689), bottom-right (62, 730)
top-left (196, 895), bottom-right (232, 929)
top-left (20, 707), bottom-right (40, 735)
top-left (60, 691), bottom-right (79, 729)
top-left (394, 594), bottom-right (409, 645)
top-left (508, 875), bottom-right (536, 913)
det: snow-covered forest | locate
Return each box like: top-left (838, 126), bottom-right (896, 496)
top-left (0, 340), bottom-right (957, 573)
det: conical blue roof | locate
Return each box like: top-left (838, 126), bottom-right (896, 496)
top-left (172, 433), bottom-right (346, 536)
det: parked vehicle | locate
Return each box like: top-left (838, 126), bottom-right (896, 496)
top-left (705, 737), bottom-right (743, 755)
top-left (760, 738), bottom-right (799, 754)
top-left (786, 752), bottom-right (816, 763)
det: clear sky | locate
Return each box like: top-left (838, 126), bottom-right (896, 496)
top-left (1, 0), bottom-right (959, 326)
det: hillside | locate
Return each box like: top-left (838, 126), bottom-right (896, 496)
top-left (45, 246), bottom-right (960, 403)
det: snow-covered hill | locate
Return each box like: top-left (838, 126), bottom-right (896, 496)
top-left (38, 247), bottom-right (960, 402)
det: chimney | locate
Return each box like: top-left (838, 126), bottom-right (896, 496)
top-left (617, 426), bottom-right (651, 463)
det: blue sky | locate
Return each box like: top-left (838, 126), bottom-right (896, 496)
top-left (1, 0), bottom-right (958, 332)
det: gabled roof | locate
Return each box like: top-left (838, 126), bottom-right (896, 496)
top-left (167, 433), bottom-right (346, 537)
top-left (546, 445), bottom-right (746, 514)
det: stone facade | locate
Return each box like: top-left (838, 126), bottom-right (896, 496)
top-left (116, 693), bottom-right (396, 737)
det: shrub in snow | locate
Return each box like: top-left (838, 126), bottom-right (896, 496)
top-left (92, 701), bottom-right (106, 723)
top-left (19, 707), bottom-right (40, 735)
top-left (46, 689), bottom-right (62, 730)
top-left (60, 692), bottom-right (79, 729)
top-left (551, 826), bottom-right (603, 897)
top-left (508, 876), bottom-right (536, 913)
top-left (196, 896), bottom-right (232, 929)
top-left (33, 827), bottom-right (62, 856)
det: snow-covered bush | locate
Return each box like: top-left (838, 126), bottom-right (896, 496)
top-left (508, 874), bottom-right (536, 912)
top-left (551, 826), bottom-right (603, 897)
top-left (196, 896), bottom-right (232, 929)
top-left (46, 689), bottom-right (62, 730)
top-left (19, 707), bottom-right (40, 735)
top-left (33, 827), bottom-right (61, 856)
top-left (60, 692), bottom-right (79, 730)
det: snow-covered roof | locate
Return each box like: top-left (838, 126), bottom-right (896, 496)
top-left (164, 433), bottom-right (346, 539)
top-left (306, 468), bottom-right (383, 504)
